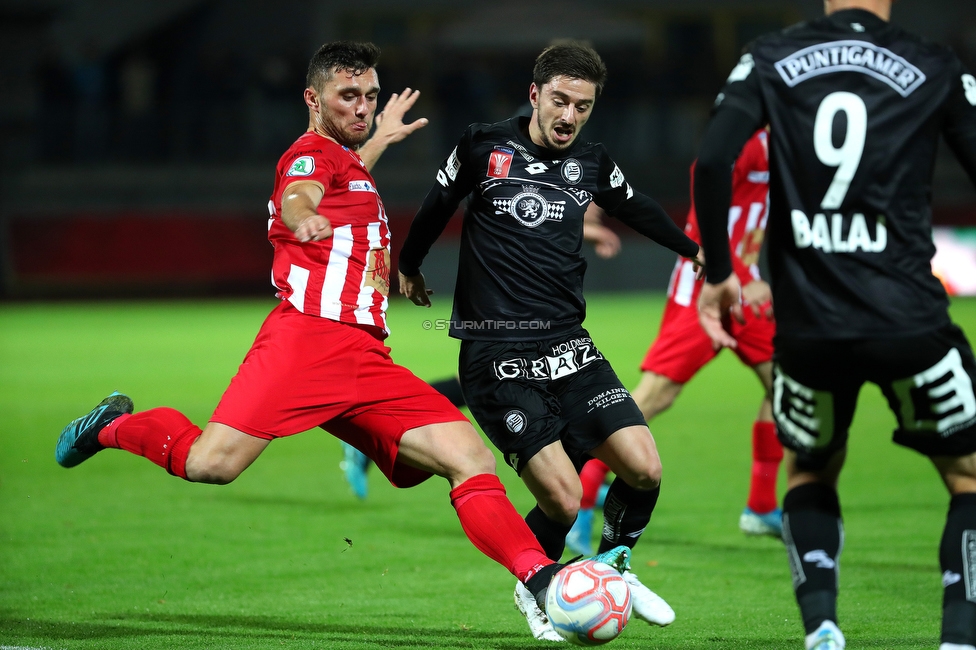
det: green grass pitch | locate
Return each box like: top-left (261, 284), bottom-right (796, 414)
top-left (2, 293), bottom-right (975, 649)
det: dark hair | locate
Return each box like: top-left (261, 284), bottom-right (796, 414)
top-left (306, 41), bottom-right (381, 90)
top-left (532, 41), bottom-right (607, 96)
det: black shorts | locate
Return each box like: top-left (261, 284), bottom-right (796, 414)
top-left (458, 328), bottom-right (647, 475)
top-left (773, 323), bottom-right (976, 470)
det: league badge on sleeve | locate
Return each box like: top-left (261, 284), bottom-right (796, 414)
top-left (488, 147), bottom-right (515, 179)
top-left (609, 164), bottom-right (625, 189)
top-left (286, 156), bottom-right (315, 177)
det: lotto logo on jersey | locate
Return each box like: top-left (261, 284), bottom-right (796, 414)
top-left (488, 147), bottom-right (514, 178)
top-left (286, 156), bottom-right (315, 176)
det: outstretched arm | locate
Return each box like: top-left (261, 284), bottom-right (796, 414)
top-left (398, 270), bottom-right (434, 307)
top-left (592, 147), bottom-right (699, 261)
top-left (582, 204), bottom-right (621, 259)
top-left (398, 128), bottom-right (477, 299)
top-left (281, 181), bottom-right (329, 242)
top-left (603, 191), bottom-right (700, 260)
top-left (358, 88), bottom-right (428, 171)
top-left (695, 108), bottom-right (765, 348)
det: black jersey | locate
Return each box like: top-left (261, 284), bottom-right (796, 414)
top-left (697, 8), bottom-right (976, 340)
top-left (399, 116), bottom-right (699, 341)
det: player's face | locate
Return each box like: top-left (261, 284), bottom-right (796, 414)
top-left (529, 76), bottom-right (596, 151)
top-left (309, 67), bottom-right (379, 147)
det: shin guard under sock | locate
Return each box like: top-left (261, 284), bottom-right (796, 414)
top-left (597, 478), bottom-right (660, 554)
top-left (449, 474), bottom-right (552, 582)
top-left (525, 505), bottom-right (574, 561)
top-left (748, 420), bottom-right (783, 514)
top-left (782, 483), bottom-right (843, 634)
top-left (940, 493), bottom-right (976, 646)
top-left (98, 407), bottom-right (201, 479)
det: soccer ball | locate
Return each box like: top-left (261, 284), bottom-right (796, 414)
top-left (545, 560), bottom-right (632, 645)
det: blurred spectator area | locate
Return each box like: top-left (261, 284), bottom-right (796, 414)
top-left (0, 0), bottom-right (974, 297)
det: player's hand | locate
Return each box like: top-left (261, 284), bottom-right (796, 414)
top-left (373, 88), bottom-right (428, 145)
top-left (398, 271), bottom-right (434, 307)
top-left (295, 214), bottom-right (333, 242)
top-left (742, 280), bottom-right (774, 319)
top-left (583, 223), bottom-right (621, 259)
top-left (692, 246), bottom-right (706, 280)
top-left (698, 274), bottom-right (743, 350)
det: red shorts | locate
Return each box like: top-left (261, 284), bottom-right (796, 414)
top-left (641, 297), bottom-right (775, 384)
top-left (212, 302), bottom-right (466, 487)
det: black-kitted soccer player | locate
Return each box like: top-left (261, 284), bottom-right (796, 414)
top-left (695, 1), bottom-right (976, 649)
top-left (397, 41), bottom-right (703, 641)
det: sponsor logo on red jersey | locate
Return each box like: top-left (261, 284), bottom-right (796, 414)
top-left (488, 147), bottom-right (514, 178)
top-left (348, 180), bottom-right (377, 193)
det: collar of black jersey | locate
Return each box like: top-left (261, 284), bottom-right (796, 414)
top-left (827, 8), bottom-right (889, 32)
top-left (509, 115), bottom-right (583, 160)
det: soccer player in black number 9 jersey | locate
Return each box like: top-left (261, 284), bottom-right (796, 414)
top-left (695, 1), bottom-right (976, 649)
top-left (398, 42), bottom-right (703, 641)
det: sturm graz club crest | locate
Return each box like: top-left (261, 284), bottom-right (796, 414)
top-left (561, 159), bottom-right (582, 184)
top-left (505, 410), bottom-right (526, 434)
top-left (509, 186), bottom-right (549, 228)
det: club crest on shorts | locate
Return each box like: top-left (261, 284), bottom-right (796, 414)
top-left (505, 409), bottom-right (527, 434)
top-left (561, 159), bottom-right (582, 184)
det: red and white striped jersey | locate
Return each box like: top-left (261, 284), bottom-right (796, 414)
top-left (668, 129), bottom-right (770, 307)
top-left (268, 132), bottom-right (392, 333)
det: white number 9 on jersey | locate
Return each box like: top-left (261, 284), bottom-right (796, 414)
top-left (814, 92), bottom-right (867, 210)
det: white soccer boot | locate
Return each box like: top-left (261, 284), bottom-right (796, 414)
top-left (622, 570), bottom-right (676, 626)
top-left (514, 580), bottom-right (564, 642)
top-left (940, 645), bottom-right (976, 650)
top-left (805, 620), bottom-right (845, 650)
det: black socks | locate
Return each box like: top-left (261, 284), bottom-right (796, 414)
top-left (597, 478), bottom-right (660, 554)
top-left (782, 483), bottom-right (843, 634)
top-left (941, 493), bottom-right (976, 646)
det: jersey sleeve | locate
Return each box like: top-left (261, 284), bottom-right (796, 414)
top-left (713, 50), bottom-right (767, 126)
top-left (399, 126), bottom-right (478, 276)
top-left (277, 148), bottom-right (339, 203)
top-left (695, 48), bottom-right (769, 283)
top-left (594, 147), bottom-right (698, 258)
top-left (941, 54), bottom-right (976, 187)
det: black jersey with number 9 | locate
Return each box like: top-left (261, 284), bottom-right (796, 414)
top-left (714, 9), bottom-right (976, 339)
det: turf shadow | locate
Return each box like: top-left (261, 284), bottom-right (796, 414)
top-left (0, 612), bottom-right (527, 645)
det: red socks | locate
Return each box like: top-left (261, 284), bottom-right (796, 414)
top-left (98, 407), bottom-right (202, 479)
top-left (747, 420), bottom-right (783, 514)
top-left (579, 459), bottom-right (611, 509)
top-left (450, 474), bottom-right (553, 582)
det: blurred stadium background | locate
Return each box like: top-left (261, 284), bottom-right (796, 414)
top-left (4, 4), bottom-right (976, 647)
top-left (0, 0), bottom-right (974, 299)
